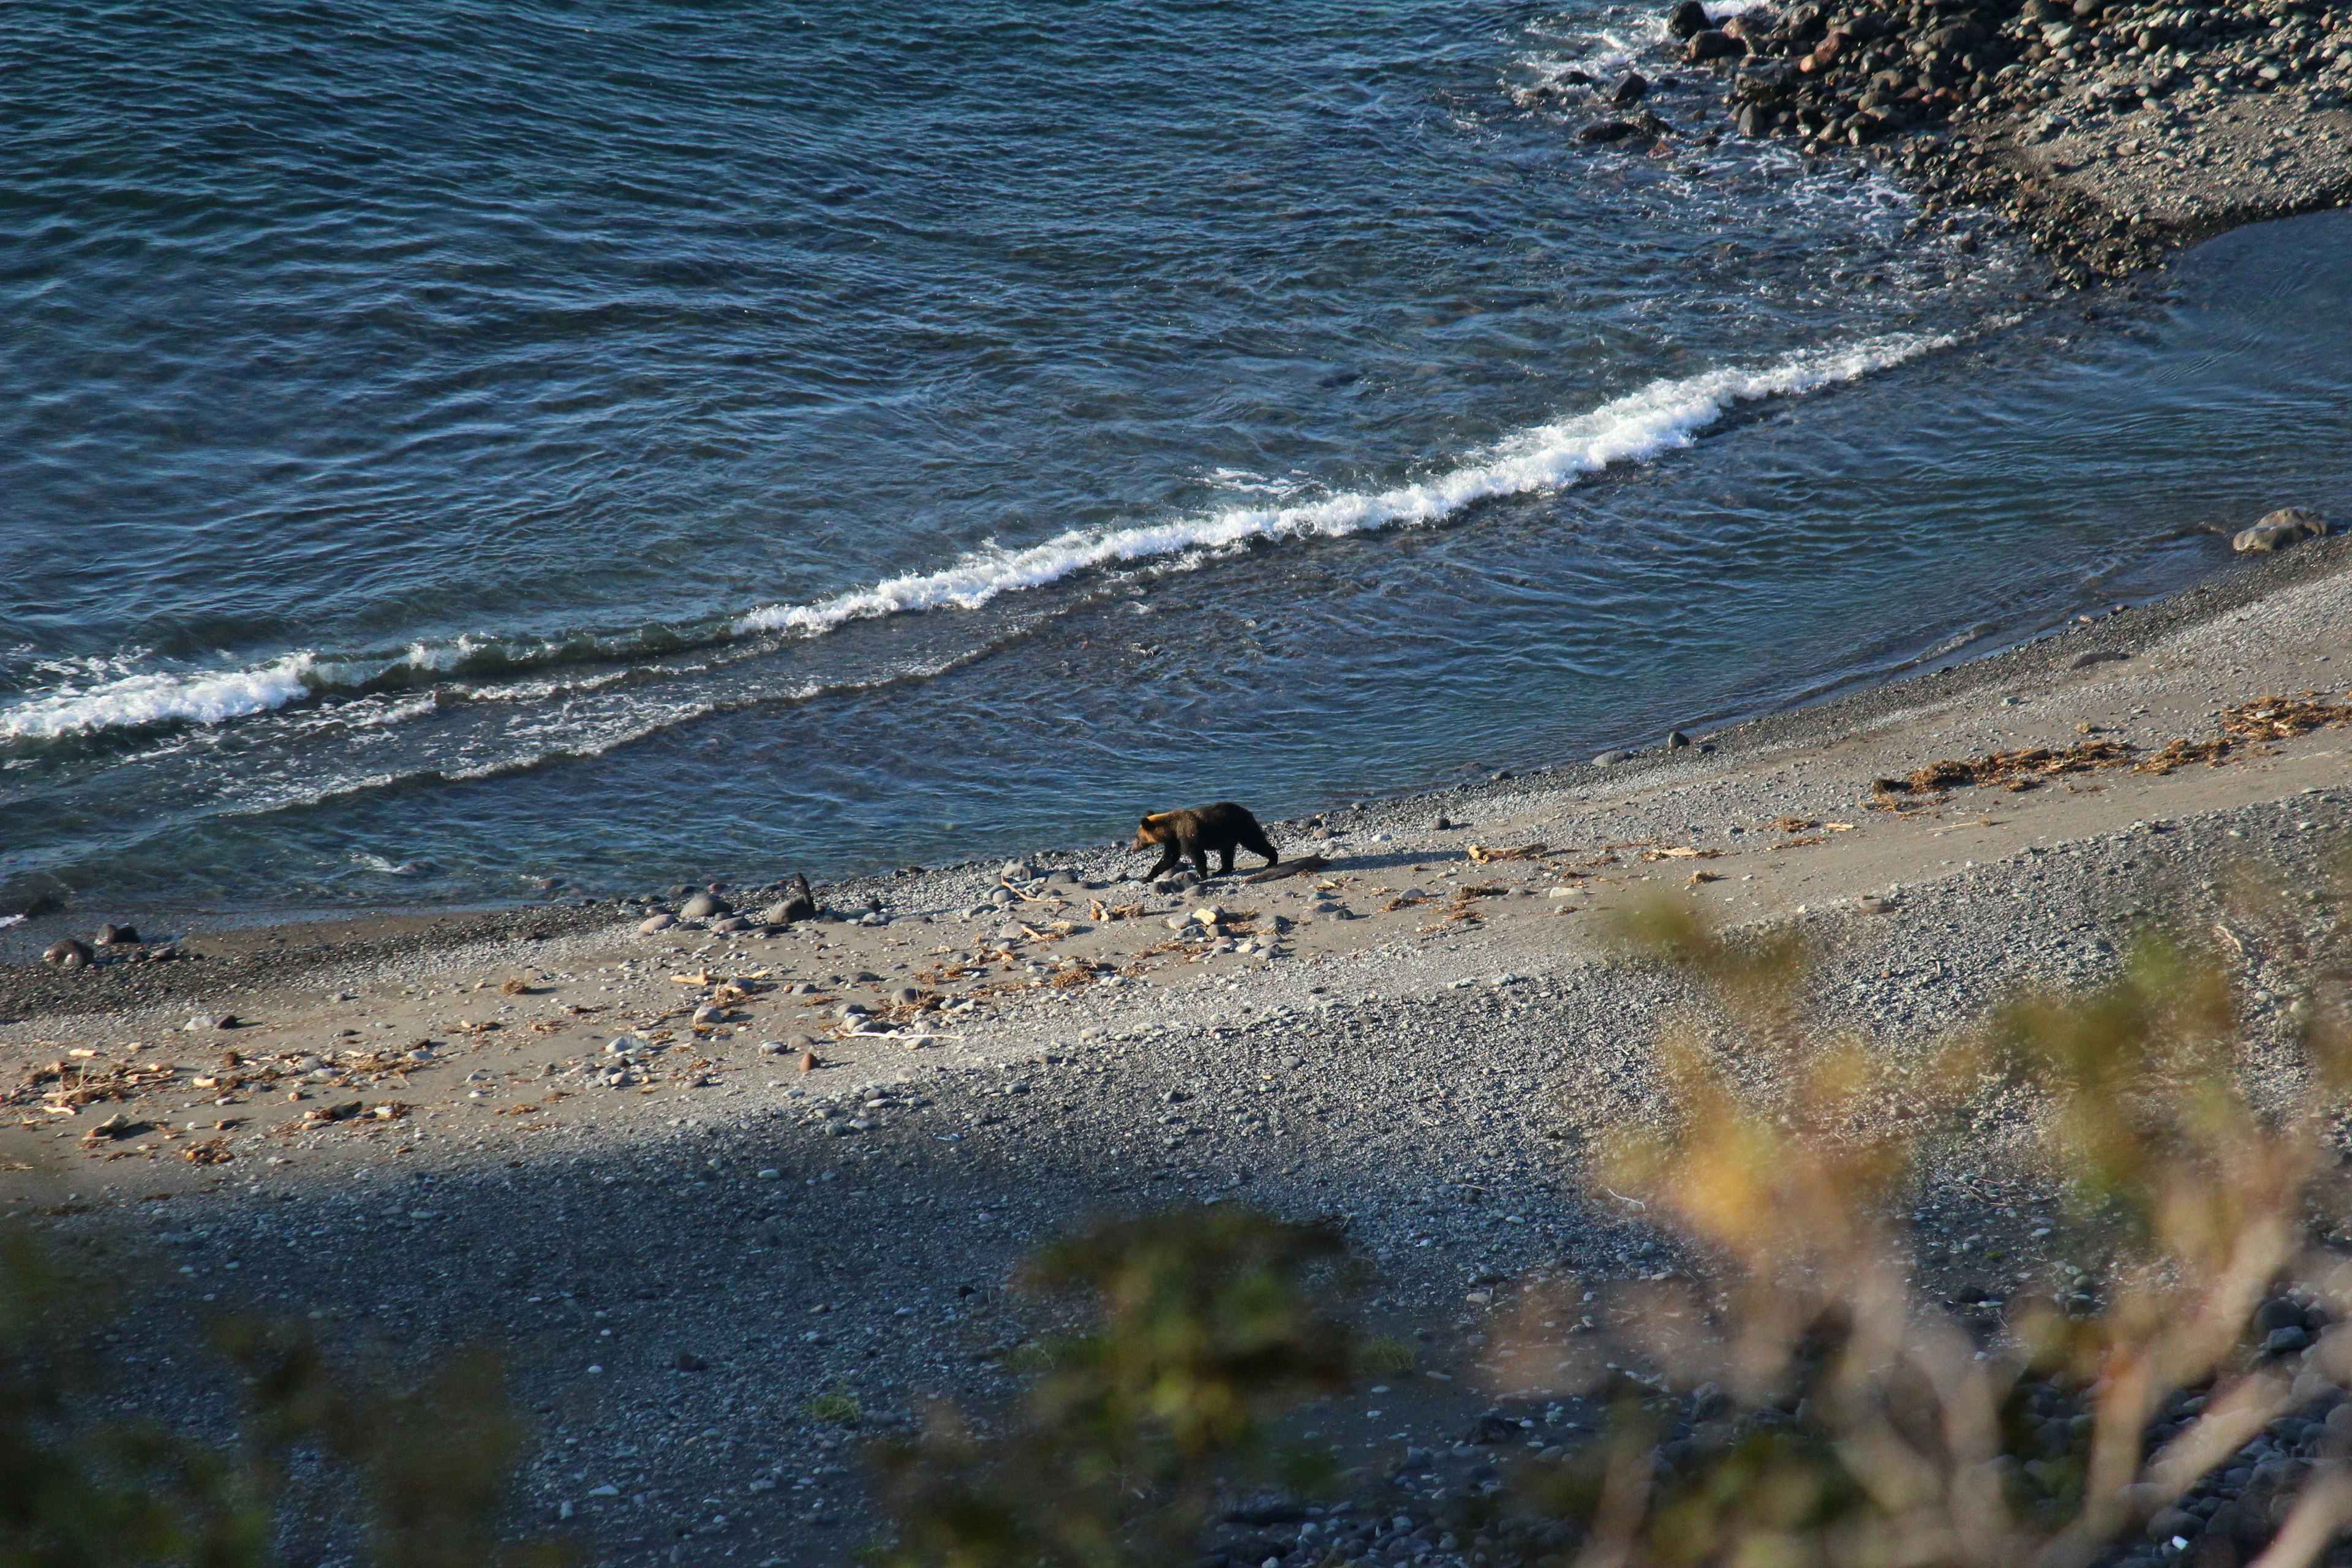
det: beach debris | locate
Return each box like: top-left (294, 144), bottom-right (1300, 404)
top-left (2222, 693), bottom-right (2352, 744)
top-left (2233, 507), bottom-right (2328, 554)
top-left (185, 1013), bottom-right (236, 1031)
top-left (1639, 846), bottom-right (1719, 862)
top-left (2138, 737), bottom-right (2234, 775)
top-left (41, 938), bottom-right (92, 970)
top-left (1874, 737), bottom-right (2136, 797)
top-left (80, 1112), bottom-right (138, 1144)
top-left (1466, 843), bottom-right (1545, 863)
top-left (1688, 870), bottom-right (1723, 885)
top-left (1857, 895), bottom-right (1900, 914)
top-left (183, 1138), bottom-right (233, 1166)
top-left (500, 976), bottom-right (532, 995)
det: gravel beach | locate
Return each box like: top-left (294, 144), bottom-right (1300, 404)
top-left (7, 529), bottom-right (2352, 1564)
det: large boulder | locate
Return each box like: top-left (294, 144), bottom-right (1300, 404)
top-left (678, 891), bottom-right (731, 919)
top-left (43, 938), bottom-right (92, 970)
top-left (1667, 0), bottom-right (1713, 37)
top-left (1686, 28), bottom-right (1746, 60)
top-left (2233, 508), bottom-right (2329, 554)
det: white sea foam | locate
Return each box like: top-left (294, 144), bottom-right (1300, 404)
top-left (736, 332), bottom-right (1947, 640)
top-left (0, 333), bottom-right (1946, 748)
top-left (0, 654), bottom-right (320, 742)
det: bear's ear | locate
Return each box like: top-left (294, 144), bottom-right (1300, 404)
top-left (1138, 813), bottom-right (1156, 826)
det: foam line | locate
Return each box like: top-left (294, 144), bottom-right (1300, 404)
top-left (734, 331), bottom-right (1947, 639)
top-left (0, 654), bottom-right (320, 742)
top-left (0, 332), bottom-right (1945, 745)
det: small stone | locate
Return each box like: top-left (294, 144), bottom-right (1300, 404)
top-left (692, 1004), bottom-right (723, 1025)
top-left (1593, 749), bottom-right (1629, 767)
top-left (1857, 895), bottom-right (1899, 914)
top-left (709, 916), bottom-right (750, 933)
top-left (798, 1050), bottom-right (819, 1073)
top-left (2233, 507), bottom-right (2328, 554)
top-left (1686, 28), bottom-right (1744, 61)
top-left (760, 1040), bottom-right (787, 1055)
top-left (638, 914), bottom-right (677, 934)
top-left (2267, 1325), bottom-right (2313, 1356)
top-left (1666, 729), bottom-right (1691, 749)
top-left (888, 986), bottom-right (922, 1005)
top-left (989, 886), bottom-right (1016, 907)
top-left (1578, 118), bottom-right (1637, 143)
top-left (674, 1351), bottom-right (709, 1373)
top-left (1430, 813), bottom-right (1453, 831)
top-left (1001, 861), bottom-right (1035, 883)
top-left (1612, 71), bottom-right (1649, 105)
top-left (92, 923), bottom-right (140, 946)
top-left (42, 938), bottom-right (93, 970)
top-left (679, 892), bottom-right (731, 919)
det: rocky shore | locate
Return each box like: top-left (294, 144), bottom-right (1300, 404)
top-left (4, 523), bottom-right (2351, 1564)
top-left (1578, 0), bottom-right (2352, 282)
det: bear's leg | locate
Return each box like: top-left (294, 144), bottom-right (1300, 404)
top-left (1147, 848), bottom-right (1182, 880)
top-left (1217, 848), bottom-right (1236, 875)
top-left (1240, 829), bottom-right (1280, 867)
top-left (1189, 845), bottom-right (1212, 880)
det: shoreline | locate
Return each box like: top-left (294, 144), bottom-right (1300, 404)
top-left (7, 512), bottom-right (2342, 1019)
top-left (1654, 0), bottom-right (2352, 283)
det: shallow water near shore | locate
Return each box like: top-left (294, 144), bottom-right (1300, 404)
top-left (4, 0), bottom-right (2351, 921)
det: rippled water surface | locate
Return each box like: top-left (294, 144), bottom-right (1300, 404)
top-left (5, 0), bottom-right (2351, 917)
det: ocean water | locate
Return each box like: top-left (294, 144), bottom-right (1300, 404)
top-left (4, 0), bottom-right (2351, 922)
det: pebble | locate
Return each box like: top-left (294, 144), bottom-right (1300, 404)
top-left (638, 914), bottom-right (677, 934)
top-left (92, 922), bottom-right (140, 946)
top-left (1593, 749), bottom-right (1629, 767)
top-left (679, 892), bottom-right (731, 920)
top-left (1001, 861), bottom-right (1035, 882)
top-left (41, 938), bottom-right (92, 970)
top-left (1430, 813), bottom-right (1454, 831)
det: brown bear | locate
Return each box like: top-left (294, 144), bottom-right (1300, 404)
top-left (1133, 802), bottom-right (1280, 881)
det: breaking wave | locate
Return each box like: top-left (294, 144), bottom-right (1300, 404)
top-left (0, 332), bottom-right (1947, 748)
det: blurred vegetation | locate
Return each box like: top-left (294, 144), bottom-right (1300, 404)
top-left (1498, 899), bottom-right (2352, 1567)
top-left (872, 1207), bottom-right (1359, 1568)
top-left (875, 889), bottom-right (2352, 1568)
top-left (0, 1225), bottom-right (565, 1568)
